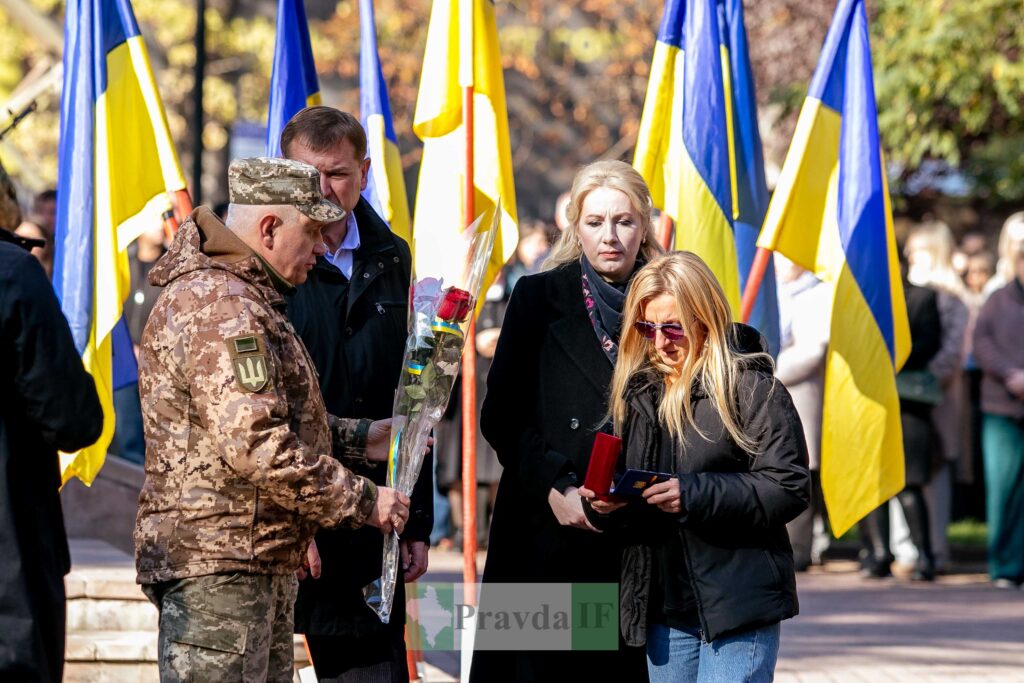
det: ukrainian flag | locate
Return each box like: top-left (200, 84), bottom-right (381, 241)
top-left (359, 0), bottom-right (411, 245)
top-left (266, 0), bottom-right (321, 157)
top-left (412, 0), bottom-right (518, 298)
top-left (54, 0), bottom-right (187, 485)
top-left (757, 0), bottom-right (910, 536)
top-left (634, 0), bottom-right (779, 353)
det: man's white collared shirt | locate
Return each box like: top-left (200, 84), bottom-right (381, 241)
top-left (324, 211), bottom-right (361, 279)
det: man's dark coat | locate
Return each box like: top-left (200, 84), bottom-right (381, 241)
top-left (0, 231), bottom-right (103, 681)
top-left (288, 198), bottom-right (433, 639)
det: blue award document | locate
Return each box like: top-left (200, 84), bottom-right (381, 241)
top-left (611, 469), bottom-right (673, 496)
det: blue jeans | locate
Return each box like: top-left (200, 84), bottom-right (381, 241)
top-left (647, 621), bottom-right (780, 683)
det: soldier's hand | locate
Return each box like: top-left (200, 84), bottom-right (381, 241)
top-left (296, 539), bottom-right (322, 581)
top-left (367, 487), bottom-right (410, 535)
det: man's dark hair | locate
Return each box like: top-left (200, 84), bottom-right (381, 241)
top-left (280, 106), bottom-right (367, 160)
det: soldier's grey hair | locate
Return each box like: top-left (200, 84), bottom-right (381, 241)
top-left (224, 202), bottom-right (295, 235)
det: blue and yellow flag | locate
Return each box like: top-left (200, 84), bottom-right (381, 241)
top-left (757, 0), bottom-right (910, 535)
top-left (359, 0), bottom-right (411, 245)
top-left (412, 0), bottom-right (518, 298)
top-left (634, 0), bottom-right (779, 353)
top-left (54, 0), bottom-right (187, 485)
top-left (266, 0), bottom-right (321, 157)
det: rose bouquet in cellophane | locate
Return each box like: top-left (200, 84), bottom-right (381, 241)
top-left (363, 204), bottom-right (501, 623)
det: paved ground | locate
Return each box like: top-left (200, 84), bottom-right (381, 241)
top-left (776, 561), bottom-right (1024, 682)
top-left (413, 552), bottom-right (1024, 682)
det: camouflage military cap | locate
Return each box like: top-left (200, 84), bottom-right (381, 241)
top-left (228, 157), bottom-right (345, 223)
top-left (0, 158), bottom-right (21, 232)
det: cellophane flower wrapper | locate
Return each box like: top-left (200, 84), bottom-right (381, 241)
top-left (363, 205), bottom-right (501, 623)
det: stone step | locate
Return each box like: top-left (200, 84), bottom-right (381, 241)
top-left (66, 630), bottom-right (312, 665)
top-left (66, 539), bottom-right (155, 635)
top-left (67, 597), bottom-right (158, 632)
top-left (66, 630), bottom-right (158, 664)
top-left (65, 540), bottom-right (386, 680)
top-left (66, 539), bottom-right (147, 603)
top-left (64, 661), bottom-right (453, 683)
top-left (64, 661), bottom-right (159, 683)
top-left (66, 631), bottom-right (312, 683)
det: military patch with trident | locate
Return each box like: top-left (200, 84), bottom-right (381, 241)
top-left (227, 334), bottom-right (271, 393)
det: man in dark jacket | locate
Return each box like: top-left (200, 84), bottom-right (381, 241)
top-left (283, 106), bottom-right (433, 681)
top-left (0, 166), bottom-right (104, 681)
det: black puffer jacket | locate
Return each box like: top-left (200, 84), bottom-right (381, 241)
top-left (587, 324), bottom-right (810, 645)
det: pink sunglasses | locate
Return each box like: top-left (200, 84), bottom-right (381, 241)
top-left (633, 321), bottom-right (686, 342)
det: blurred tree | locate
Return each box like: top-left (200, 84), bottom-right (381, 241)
top-left (743, 0), bottom-right (1024, 206)
top-left (0, 0), bottom-right (278, 201)
top-left (871, 0), bottom-right (1024, 204)
top-left (314, 0), bottom-right (663, 221)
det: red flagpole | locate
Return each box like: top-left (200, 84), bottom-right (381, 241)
top-left (162, 189), bottom-right (194, 240)
top-left (740, 246), bottom-right (772, 323)
top-left (461, 81), bottom-right (478, 595)
top-left (658, 213), bottom-right (673, 251)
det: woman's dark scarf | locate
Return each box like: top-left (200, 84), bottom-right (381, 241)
top-left (580, 253), bottom-right (643, 365)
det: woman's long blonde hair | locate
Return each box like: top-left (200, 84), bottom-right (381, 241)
top-left (609, 252), bottom-right (770, 453)
top-left (543, 160), bottom-right (663, 271)
top-left (996, 211), bottom-right (1024, 282)
top-left (904, 220), bottom-right (967, 297)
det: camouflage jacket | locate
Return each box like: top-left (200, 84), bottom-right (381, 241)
top-left (135, 207), bottom-right (377, 584)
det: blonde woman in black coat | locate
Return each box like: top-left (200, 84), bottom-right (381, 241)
top-left (581, 252), bottom-right (809, 682)
top-left (469, 160), bottom-right (662, 682)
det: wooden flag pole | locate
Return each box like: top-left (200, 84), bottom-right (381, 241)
top-left (658, 213), bottom-right (673, 250)
top-left (461, 79), bottom-right (479, 595)
top-left (405, 608), bottom-right (423, 681)
top-left (162, 189), bottom-right (195, 241)
top-left (191, 0), bottom-right (206, 206)
top-left (739, 246), bottom-right (772, 324)
top-left (175, 189), bottom-right (194, 218)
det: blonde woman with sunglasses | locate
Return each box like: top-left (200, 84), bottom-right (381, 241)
top-left (581, 251), bottom-right (809, 682)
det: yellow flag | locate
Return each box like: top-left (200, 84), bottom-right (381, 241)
top-left (756, 0), bottom-right (909, 535)
top-left (56, 0), bottom-right (187, 485)
top-left (412, 0), bottom-right (518, 298)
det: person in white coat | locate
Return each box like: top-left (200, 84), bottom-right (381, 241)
top-left (775, 255), bottom-right (833, 570)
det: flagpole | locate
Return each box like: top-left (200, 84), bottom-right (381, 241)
top-left (191, 0), bottom-right (206, 205)
top-left (460, 1), bottom-right (479, 598)
top-left (658, 213), bottom-right (673, 250)
top-left (461, 88), bottom-right (478, 592)
top-left (739, 246), bottom-right (772, 323)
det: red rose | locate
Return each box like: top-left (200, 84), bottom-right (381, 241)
top-left (437, 287), bottom-right (474, 323)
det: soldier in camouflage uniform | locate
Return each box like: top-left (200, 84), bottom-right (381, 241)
top-left (134, 157), bottom-right (411, 682)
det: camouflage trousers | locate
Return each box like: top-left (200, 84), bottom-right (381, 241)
top-left (143, 573), bottom-right (298, 682)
